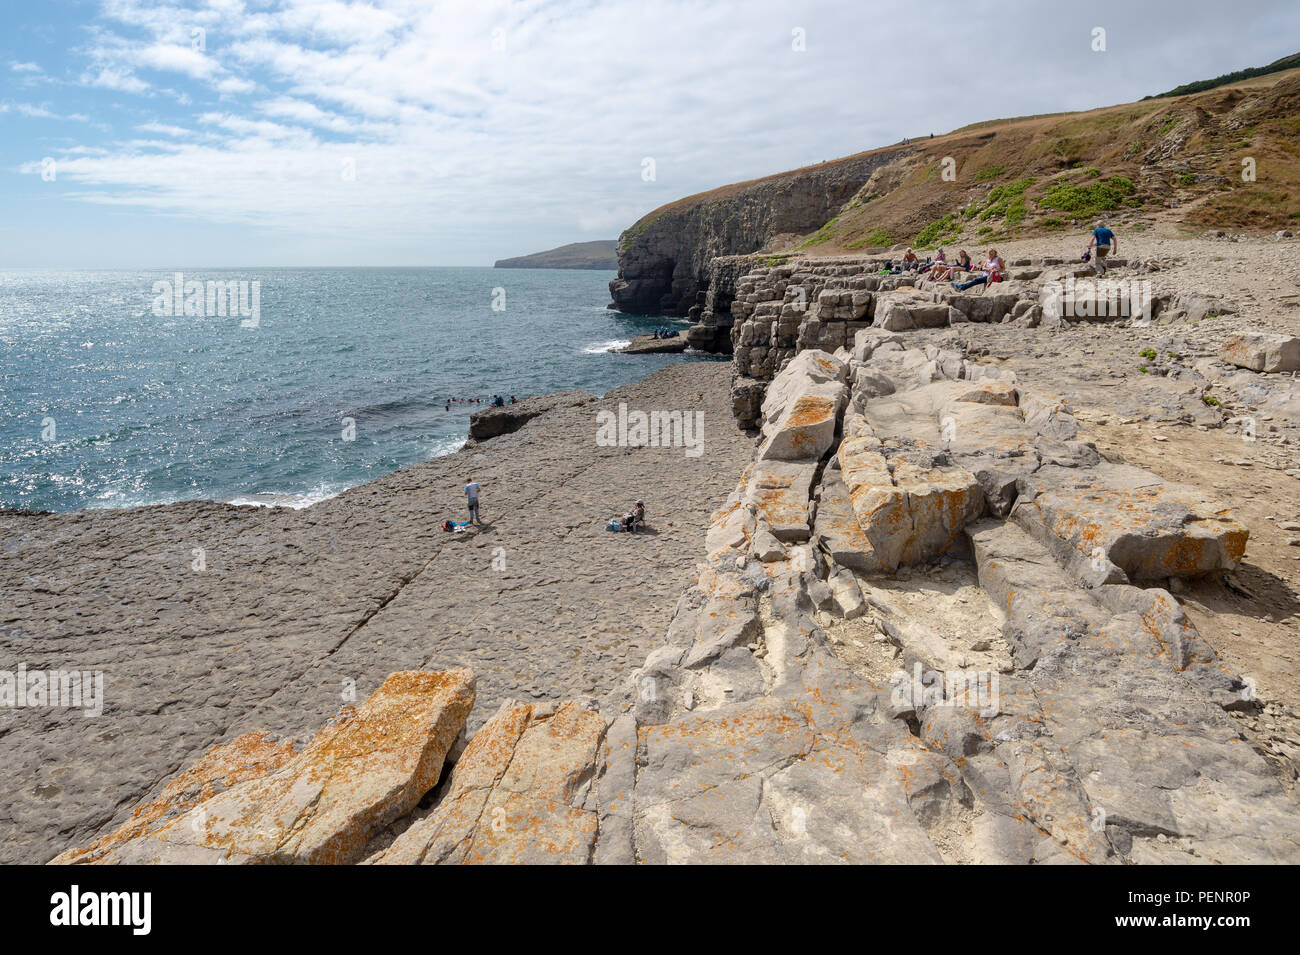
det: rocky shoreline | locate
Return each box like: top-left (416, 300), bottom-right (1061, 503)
top-left (7, 238), bottom-right (1300, 864)
top-left (0, 362), bottom-right (752, 864)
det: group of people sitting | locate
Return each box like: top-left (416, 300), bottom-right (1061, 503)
top-left (651, 327), bottom-right (680, 339)
top-left (886, 247), bottom-right (1004, 290)
top-left (445, 395), bottom-right (517, 411)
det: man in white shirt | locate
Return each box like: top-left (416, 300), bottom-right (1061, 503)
top-left (465, 477), bottom-right (481, 524)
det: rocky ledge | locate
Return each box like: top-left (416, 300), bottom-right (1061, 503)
top-left (467, 390), bottom-right (596, 441)
top-left (51, 335), bottom-right (1300, 864)
top-left (617, 334), bottom-right (689, 355)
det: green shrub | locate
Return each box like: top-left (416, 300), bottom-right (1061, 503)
top-left (1004, 197), bottom-right (1027, 226)
top-left (915, 214), bottom-right (962, 248)
top-left (1139, 348), bottom-right (1157, 360)
top-left (973, 164), bottom-right (1005, 182)
top-left (981, 177), bottom-right (1036, 221)
top-left (1203, 395), bottom-right (1220, 407)
top-left (1038, 176), bottom-right (1137, 217)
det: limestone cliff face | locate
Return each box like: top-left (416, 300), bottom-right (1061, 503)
top-left (608, 148), bottom-right (911, 317)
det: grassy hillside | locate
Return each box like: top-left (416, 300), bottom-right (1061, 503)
top-left (784, 67), bottom-right (1300, 256)
top-left (621, 60), bottom-right (1300, 261)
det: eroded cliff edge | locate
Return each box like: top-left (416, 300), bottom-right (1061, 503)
top-left (608, 147), bottom-right (911, 319)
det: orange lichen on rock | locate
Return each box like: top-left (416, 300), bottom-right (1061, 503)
top-left (376, 699), bottom-right (607, 865)
top-left (51, 669), bottom-right (476, 865)
top-left (51, 732), bottom-right (297, 865)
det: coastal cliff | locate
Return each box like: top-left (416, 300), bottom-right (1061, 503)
top-left (609, 63), bottom-right (1300, 344)
top-left (608, 147), bottom-right (912, 317)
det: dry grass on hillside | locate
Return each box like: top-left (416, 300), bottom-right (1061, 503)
top-left (625, 68), bottom-right (1300, 256)
top-left (792, 70), bottom-right (1300, 254)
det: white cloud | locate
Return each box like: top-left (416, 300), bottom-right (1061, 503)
top-left (10, 62), bottom-right (43, 73)
top-left (136, 121), bottom-right (194, 136)
top-left (15, 0), bottom-right (1300, 265)
top-left (136, 43), bottom-right (221, 79)
top-left (82, 67), bottom-right (150, 93)
top-left (217, 76), bottom-right (257, 94)
top-left (5, 103), bottom-right (91, 122)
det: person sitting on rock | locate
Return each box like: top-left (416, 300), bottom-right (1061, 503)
top-left (930, 248), bottom-right (969, 282)
top-left (901, 248), bottom-right (920, 272)
top-left (951, 248), bottom-right (1004, 291)
top-left (622, 500), bottom-right (646, 533)
top-left (921, 248), bottom-right (947, 276)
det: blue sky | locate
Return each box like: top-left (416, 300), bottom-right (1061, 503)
top-left (2, 0), bottom-right (1298, 268)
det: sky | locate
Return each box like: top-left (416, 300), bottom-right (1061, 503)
top-left (1, 0), bottom-right (1297, 268)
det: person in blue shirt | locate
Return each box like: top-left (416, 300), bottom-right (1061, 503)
top-left (1089, 222), bottom-right (1117, 276)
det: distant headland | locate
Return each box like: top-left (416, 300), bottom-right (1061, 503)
top-left (494, 239), bottom-right (618, 270)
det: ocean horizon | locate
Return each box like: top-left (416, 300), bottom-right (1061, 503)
top-left (0, 266), bottom-right (710, 513)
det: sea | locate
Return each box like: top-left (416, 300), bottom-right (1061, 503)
top-left (0, 267), bottom-right (712, 512)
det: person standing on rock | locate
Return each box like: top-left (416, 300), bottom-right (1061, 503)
top-left (1089, 222), bottom-right (1117, 276)
top-left (465, 476), bottom-right (481, 524)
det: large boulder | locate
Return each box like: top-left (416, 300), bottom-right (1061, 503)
top-left (852, 327), bottom-right (904, 362)
top-left (760, 349), bottom-right (847, 421)
top-left (968, 519), bottom-right (1299, 864)
top-left (619, 333), bottom-right (689, 354)
top-left (759, 394), bottom-right (842, 461)
top-left (836, 434), bottom-right (984, 570)
top-left (1014, 463), bottom-right (1248, 583)
top-left (742, 460), bottom-right (819, 542)
top-left (376, 700), bottom-right (607, 865)
top-left (936, 285), bottom-right (1027, 324)
top-left (49, 732), bottom-right (297, 865)
top-left (872, 290), bottom-right (953, 331)
top-left (52, 670), bottom-right (476, 865)
top-left (1220, 332), bottom-right (1300, 373)
top-left (757, 349), bottom-right (848, 461)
